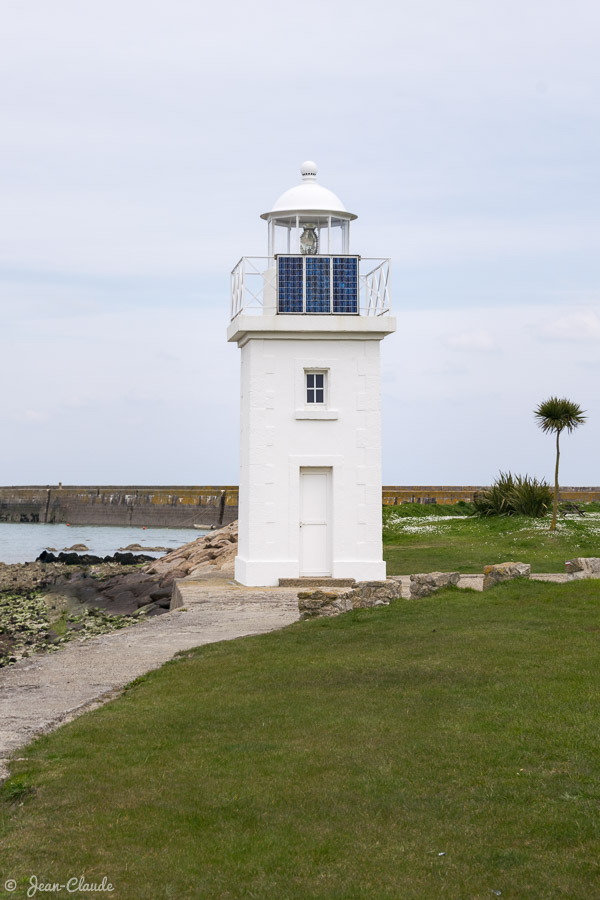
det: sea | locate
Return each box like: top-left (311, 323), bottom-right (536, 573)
top-left (0, 522), bottom-right (206, 565)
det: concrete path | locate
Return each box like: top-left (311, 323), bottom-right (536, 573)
top-left (0, 578), bottom-right (299, 780)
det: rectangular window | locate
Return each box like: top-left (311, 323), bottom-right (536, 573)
top-left (306, 371), bottom-right (326, 404)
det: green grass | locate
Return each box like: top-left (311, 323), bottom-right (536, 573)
top-left (2, 579), bottom-right (600, 899)
top-left (383, 506), bottom-right (600, 574)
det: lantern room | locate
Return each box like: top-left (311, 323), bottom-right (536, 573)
top-left (231, 162), bottom-right (391, 321)
top-left (262, 161), bottom-right (356, 257)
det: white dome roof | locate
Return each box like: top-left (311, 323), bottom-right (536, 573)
top-left (261, 162), bottom-right (357, 220)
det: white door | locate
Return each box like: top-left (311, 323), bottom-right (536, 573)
top-left (299, 468), bottom-right (331, 576)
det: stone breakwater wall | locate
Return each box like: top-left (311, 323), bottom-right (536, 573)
top-left (2, 484), bottom-right (599, 527)
top-left (382, 485), bottom-right (600, 506)
top-left (0, 486), bottom-right (239, 528)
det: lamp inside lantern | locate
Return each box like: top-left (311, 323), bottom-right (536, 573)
top-left (300, 224), bottom-right (318, 255)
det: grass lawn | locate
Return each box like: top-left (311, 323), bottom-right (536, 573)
top-left (383, 506), bottom-right (600, 574)
top-left (2, 579), bottom-right (600, 898)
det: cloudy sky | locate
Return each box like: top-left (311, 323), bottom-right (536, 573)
top-left (1, 0), bottom-right (598, 486)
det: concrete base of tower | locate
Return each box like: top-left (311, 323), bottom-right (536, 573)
top-left (234, 556), bottom-right (297, 587)
top-left (332, 560), bottom-right (387, 581)
top-left (234, 556), bottom-right (386, 587)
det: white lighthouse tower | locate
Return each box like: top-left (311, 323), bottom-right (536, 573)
top-left (228, 162), bottom-right (395, 586)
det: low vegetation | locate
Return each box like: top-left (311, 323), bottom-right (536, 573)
top-left (1, 579), bottom-right (600, 898)
top-left (0, 590), bottom-right (140, 668)
top-left (383, 502), bottom-right (600, 574)
top-left (473, 471), bottom-right (552, 518)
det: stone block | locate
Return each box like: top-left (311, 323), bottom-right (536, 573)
top-left (351, 580), bottom-right (402, 608)
top-left (298, 589), bottom-right (353, 618)
top-left (409, 572), bottom-right (460, 598)
top-left (565, 557), bottom-right (600, 575)
top-left (298, 580), bottom-right (401, 619)
top-left (482, 562), bottom-right (531, 590)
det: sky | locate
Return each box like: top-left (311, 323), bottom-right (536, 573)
top-left (1, 0), bottom-right (599, 486)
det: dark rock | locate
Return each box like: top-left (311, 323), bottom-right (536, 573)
top-left (140, 601), bottom-right (164, 616)
top-left (36, 551), bottom-right (155, 566)
top-left (59, 552), bottom-right (105, 565)
top-left (159, 565), bottom-right (188, 585)
top-left (113, 552), bottom-right (155, 565)
top-left (38, 550), bottom-right (58, 563)
top-left (132, 583), bottom-right (155, 602)
top-left (102, 590), bottom-right (137, 615)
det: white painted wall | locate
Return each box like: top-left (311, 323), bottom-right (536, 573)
top-left (229, 314), bottom-right (396, 586)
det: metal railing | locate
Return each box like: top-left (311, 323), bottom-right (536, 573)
top-left (230, 256), bottom-right (391, 320)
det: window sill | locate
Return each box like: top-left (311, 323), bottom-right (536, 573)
top-left (295, 408), bottom-right (339, 420)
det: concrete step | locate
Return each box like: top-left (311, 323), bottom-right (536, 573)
top-left (278, 577), bottom-right (356, 588)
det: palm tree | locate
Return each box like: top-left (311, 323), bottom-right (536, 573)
top-left (534, 397), bottom-right (586, 530)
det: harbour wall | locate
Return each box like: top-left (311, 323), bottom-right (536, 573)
top-left (1, 484), bottom-right (599, 527)
top-left (382, 485), bottom-right (600, 506)
top-left (0, 486), bottom-right (239, 528)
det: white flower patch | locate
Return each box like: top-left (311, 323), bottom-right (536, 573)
top-left (521, 519), bottom-right (568, 533)
top-left (386, 514), bottom-right (471, 535)
top-left (518, 514), bottom-right (600, 538)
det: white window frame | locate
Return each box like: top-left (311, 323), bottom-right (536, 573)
top-left (294, 360), bottom-right (338, 420)
top-left (305, 369), bottom-right (327, 406)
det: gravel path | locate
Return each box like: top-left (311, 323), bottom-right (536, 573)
top-left (0, 580), bottom-right (299, 780)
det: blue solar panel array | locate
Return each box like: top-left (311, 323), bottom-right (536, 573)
top-left (277, 256), bottom-right (303, 313)
top-left (278, 256), bottom-right (358, 314)
top-left (306, 257), bottom-right (330, 313)
top-left (332, 257), bottom-right (358, 313)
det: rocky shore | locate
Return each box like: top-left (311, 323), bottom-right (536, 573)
top-left (0, 524), bottom-right (239, 667)
top-left (86, 521), bottom-right (238, 615)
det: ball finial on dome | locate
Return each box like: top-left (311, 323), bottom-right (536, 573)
top-left (301, 160), bottom-right (317, 181)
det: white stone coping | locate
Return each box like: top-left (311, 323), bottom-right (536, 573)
top-left (294, 408), bottom-right (339, 420)
top-left (227, 313), bottom-right (397, 345)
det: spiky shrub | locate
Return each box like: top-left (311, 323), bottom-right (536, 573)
top-left (511, 474), bottom-right (553, 517)
top-left (474, 472), bottom-right (552, 517)
top-left (473, 472), bottom-right (516, 517)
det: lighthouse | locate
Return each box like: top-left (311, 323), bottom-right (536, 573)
top-left (228, 162), bottom-right (396, 586)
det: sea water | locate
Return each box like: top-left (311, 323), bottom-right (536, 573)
top-left (0, 522), bottom-right (205, 565)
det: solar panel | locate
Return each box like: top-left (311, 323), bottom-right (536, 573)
top-left (277, 256), bottom-right (303, 313)
top-left (306, 257), bottom-right (330, 313)
top-left (277, 256), bottom-right (358, 314)
top-left (332, 257), bottom-right (358, 313)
